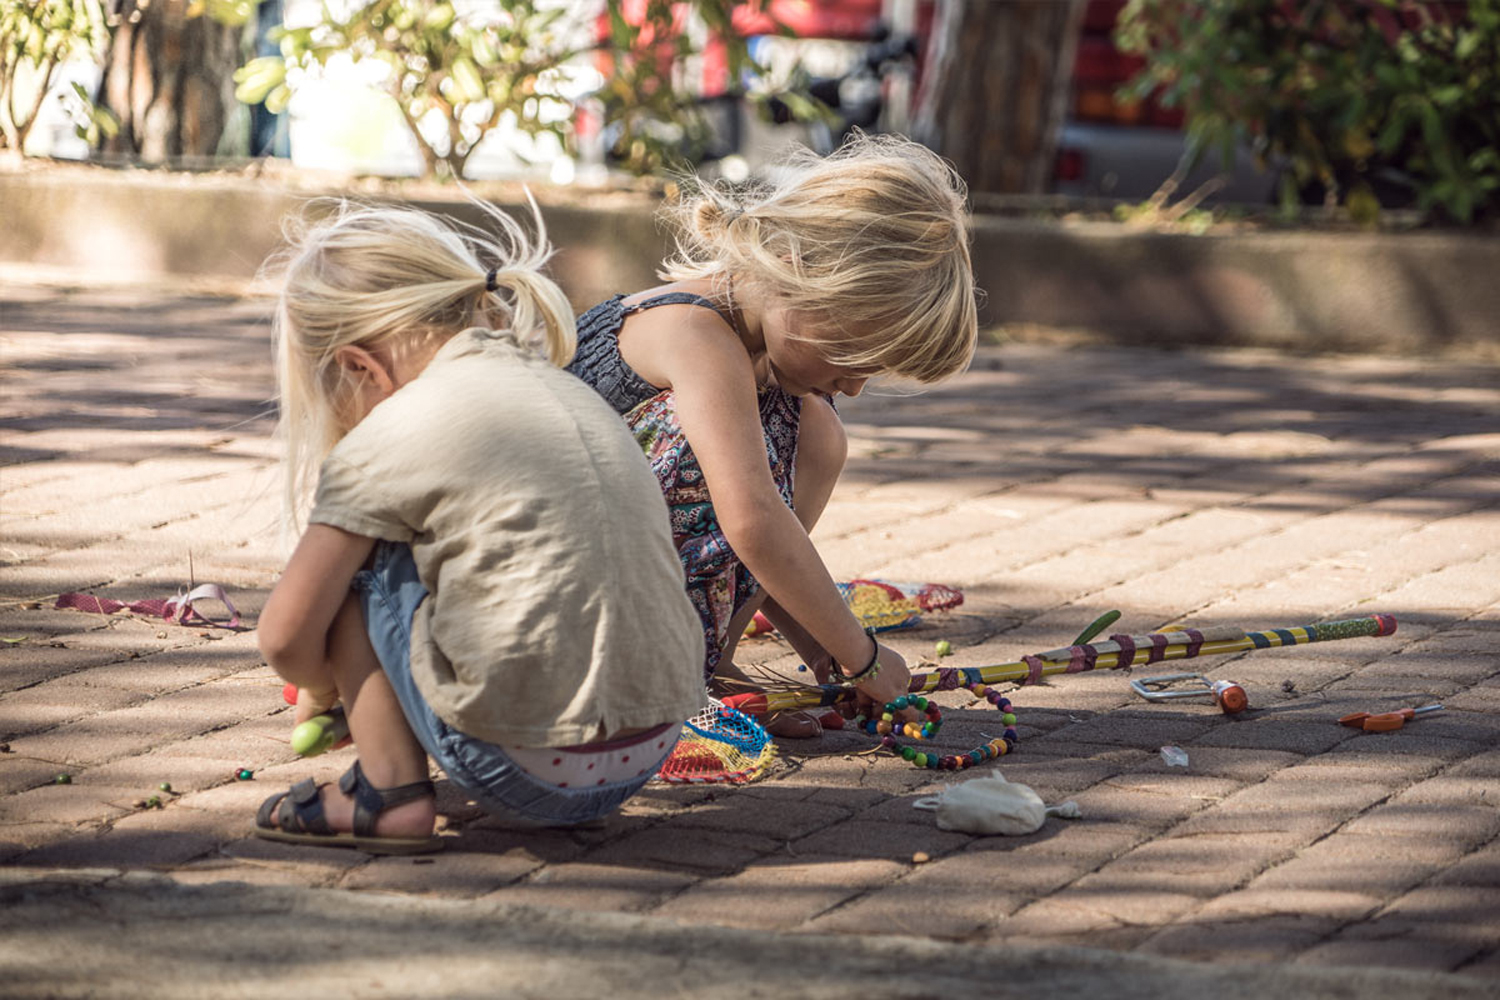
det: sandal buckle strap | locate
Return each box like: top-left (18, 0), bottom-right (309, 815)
top-left (339, 761), bottom-right (435, 839)
top-left (277, 778), bottom-right (333, 836)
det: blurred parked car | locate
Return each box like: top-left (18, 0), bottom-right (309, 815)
top-left (1053, 0), bottom-right (1279, 203)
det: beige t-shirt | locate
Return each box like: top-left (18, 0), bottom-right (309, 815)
top-left (310, 328), bottom-right (705, 747)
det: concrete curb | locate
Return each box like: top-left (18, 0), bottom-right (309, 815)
top-left (3, 164), bottom-right (1496, 358)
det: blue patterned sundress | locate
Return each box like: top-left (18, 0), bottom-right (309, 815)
top-left (568, 293), bottom-right (802, 684)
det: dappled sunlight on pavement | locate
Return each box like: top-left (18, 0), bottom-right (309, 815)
top-left (2, 281), bottom-right (1497, 993)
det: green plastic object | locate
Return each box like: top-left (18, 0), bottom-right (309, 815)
top-left (1071, 610), bottom-right (1122, 647)
top-left (290, 707), bottom-right (350, 758)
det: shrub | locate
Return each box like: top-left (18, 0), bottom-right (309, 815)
top-left (234, 0), bottom-right (577, 180)
top-left (233, 0), bottom-right (786, 180)
top-left (1115, 0), bottom-right (1500, 224)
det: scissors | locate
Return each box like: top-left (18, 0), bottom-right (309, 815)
top-left (1338, 703), bottom-right (1443, 732)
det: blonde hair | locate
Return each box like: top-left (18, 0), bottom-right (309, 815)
top-left (661, 132), bottom-right (978, 383)
top-left (269, 197), bottom-right (575, 519)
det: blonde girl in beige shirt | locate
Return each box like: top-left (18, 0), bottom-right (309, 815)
top-left (255, 202), bottom-right (703, 854)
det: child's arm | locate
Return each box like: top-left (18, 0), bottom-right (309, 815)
top-left (641, 321), bottom-right (908, 703)
top-left (759, 597), bottom-right (909, 716)
top-left (258, 524), bottom-right (376, 716)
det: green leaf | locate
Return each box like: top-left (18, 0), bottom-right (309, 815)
top-left (450, 57), bottom-right (485, 103)
top-left (264, 83), bottom-right (292, 115)
top-left (606, 4), bottom-right (635, 50)
top-left (471, 36), bottom-right (499, 67)
top-left (1345, 183), bottom-right (1381, 226)
top-left (422, 2), bottom-right (454, 31)
top-left (92, 104), bottom-right (119, 139)
top-left (1430, 85), bottom-right (1464, 108)
top-left (233, 57), bottom-right (286, 105)
top-left (1455, 29), bottom-right (1480, 61)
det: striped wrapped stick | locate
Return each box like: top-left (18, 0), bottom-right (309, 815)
top-left (722, 614), bottom-right (1397, 717)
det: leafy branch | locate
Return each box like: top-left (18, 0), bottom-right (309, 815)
top-left (0, 0), bottom-right (114, 154)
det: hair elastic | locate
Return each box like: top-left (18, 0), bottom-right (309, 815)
top-left (484, 268), bottom-right (499, 292)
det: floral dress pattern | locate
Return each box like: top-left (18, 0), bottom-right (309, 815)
top-left (569, 294), bottom-right (802, 683)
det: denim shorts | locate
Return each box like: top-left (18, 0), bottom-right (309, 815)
top-left (352, 541), bottom-right (676, 827)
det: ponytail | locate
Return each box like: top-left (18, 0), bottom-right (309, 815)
top-left (268, 194), bottom-right (576, 524)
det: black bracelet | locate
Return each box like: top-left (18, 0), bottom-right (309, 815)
top-left (840, 629), bottom-right (882, 684)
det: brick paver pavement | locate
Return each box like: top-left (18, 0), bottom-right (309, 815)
top-left (2, 274), bottom-right (1497, 992)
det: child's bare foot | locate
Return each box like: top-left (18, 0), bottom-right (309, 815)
top-left (765, 709), bottom-right (823, 738)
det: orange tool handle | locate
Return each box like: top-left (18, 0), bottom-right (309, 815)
top-left (1360, 711), bottom-right (1412, 732)
top-left (1339, 703), bottom-right (1441, 732)
top-left (1340, 707), bottom-right (1415, 729)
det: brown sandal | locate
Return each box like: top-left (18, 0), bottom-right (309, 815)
top-left (254, 760), bottom-right (442, 855)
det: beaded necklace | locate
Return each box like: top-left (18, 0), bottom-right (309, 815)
top-left (850, 682), bottom-right (1019, 771)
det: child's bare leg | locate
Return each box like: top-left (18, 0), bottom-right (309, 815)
top-left (273, 594), bottom-right (436, 838)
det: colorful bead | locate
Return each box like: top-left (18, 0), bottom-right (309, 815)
top-left (870, 680), bottom-right (1019, 771)
top-left (236, 768), bottom-right (254, 781)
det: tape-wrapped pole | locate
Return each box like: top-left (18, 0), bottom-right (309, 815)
top-left (722, 614), bottom-right (1397, 717)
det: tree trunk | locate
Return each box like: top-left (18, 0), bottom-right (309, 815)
top-left (98, 0), bottom-right (243, 162)
top-left (914, 0), bottom-right (1084, 195)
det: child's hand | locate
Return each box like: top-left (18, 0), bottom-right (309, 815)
top-left (852, 643), bottom-right (918, 722)
top-left (294, 685), bottom-right (340, 725)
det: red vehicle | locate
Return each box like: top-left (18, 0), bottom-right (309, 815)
top-left (599, 1), bottom-right (1274, 200)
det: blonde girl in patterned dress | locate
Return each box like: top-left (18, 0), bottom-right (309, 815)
top-left (568, 132), bottom-right (979, 736)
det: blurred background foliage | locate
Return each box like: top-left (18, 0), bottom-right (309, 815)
top-left (232, 1), bottom-right (580, 180)
top-left (1117, 0), bottom-right (1500, 224)
top-left (0, 0), bottom-right (114, 152)
top-left (3, 0), bottom-right (1497, 226)
top-left (230, 0), bottom-right (790, 179)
